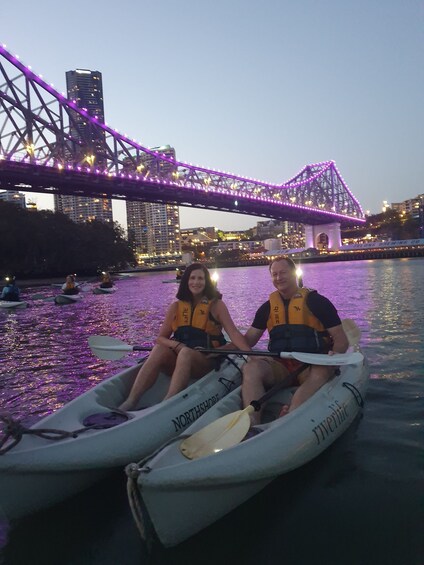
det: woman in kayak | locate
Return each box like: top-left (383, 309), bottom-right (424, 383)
top-left (62, 275), bottom-right (80, 296)
top-left (99, 271), bottom-right (113, 289)
top-left (119, 263), bottom-right (251, 411)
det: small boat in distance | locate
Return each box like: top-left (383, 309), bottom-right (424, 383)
top-left (162, 266), bottom-right (185, 283)
top-left (0, 300), bottom-right (28, 309)
top-left (93, 287), bottom-right (116, 295)
top-left (54, 294), bottom-right (83, 305)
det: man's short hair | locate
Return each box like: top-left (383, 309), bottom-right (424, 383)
top-left (269, 256), bottom-right (297, 272)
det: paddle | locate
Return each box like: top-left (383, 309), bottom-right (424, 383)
top-left (88, 335), bottom-right (363, 365)
top-left (88, 336), bottom-right (154, 360)
top-left (179, 319), bottom-right (363, 460)
top-left (341, 318), bottom-right (361, 348)
top-left (180, 362), bottom-right (309, 459)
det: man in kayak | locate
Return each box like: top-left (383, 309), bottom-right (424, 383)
top-left (242, 256), bottom-right (349, 425)
top-left (0, 275), bottom-right (20, 301)
top-left (119, 263), bottom-right (251, 411)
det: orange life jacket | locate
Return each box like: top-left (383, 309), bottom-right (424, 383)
top-left (267, 288), bottom-right (330, 353)
top-left (171, 299), bottom-right (226, 349)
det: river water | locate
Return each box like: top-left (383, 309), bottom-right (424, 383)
top-left (1, 259), bottom-right (423, 565)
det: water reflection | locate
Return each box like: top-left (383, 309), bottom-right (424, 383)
top-left (1, 260), bottom-right (424, 427)
top-left (1, 260), bottom-right (424, 564)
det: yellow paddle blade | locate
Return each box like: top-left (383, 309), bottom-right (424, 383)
top-left (342, 319), bottom-right (361, 348)
top-left (180, 405), bottom-right (255, 460)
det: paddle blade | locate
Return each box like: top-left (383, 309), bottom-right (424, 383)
top-left (279, 350), bottom-right (363, 365)
top-left (180, 406), bottom-right (254, 460)
top-left (88, 335), bottom-right (133, 360)
top-left (342, 319), bottom-right (361, 348)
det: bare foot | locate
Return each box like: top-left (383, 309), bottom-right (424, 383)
top-left (278, 404), bottom-right (290, 418)
top-left (119, 400), bottom-right (136, 412)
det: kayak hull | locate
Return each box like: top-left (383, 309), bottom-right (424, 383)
top-left (130, 355), bottom-right (369, 547)
top-left (54, 294), bottom-right (82, 305)
top-left (0, 301), bottom-right (28, 309)
top-left (0, 357), bottom-right (243, 521)
top-left (93, 287), bottom-right (115, 294)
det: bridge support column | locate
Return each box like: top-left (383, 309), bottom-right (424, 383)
top-left (304, 223), bottom-right (341, 251)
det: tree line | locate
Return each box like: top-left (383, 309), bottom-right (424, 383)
top-left (0, 201), bottom-right (136, 278)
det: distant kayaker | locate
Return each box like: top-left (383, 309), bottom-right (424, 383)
top-left (1, 275), bottom-right (20, 302)
top-left (62, 275), bottom-right (80, 296)
top-left (241, 256), bottom-right (348, 426)
top-left (119, 263), bottom-right (251, 411)
top-left (99, 272), bottom-right (113, 289)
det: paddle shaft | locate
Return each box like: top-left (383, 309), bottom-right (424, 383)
top-left (89, 321), bottom-right (363, 365)
top-left (90, 337), bottom-right (362, 365)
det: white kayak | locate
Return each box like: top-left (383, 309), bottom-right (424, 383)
top-left (92, 287), bottom-right (116, 295)
top-left (54, 293), bottom-right (82, 305)
top-left (0, 355), bottom-right (243, 521)
top-left (126, 354), bottom-right (369, 547)
top-left (0, 300), bottom-right (28, 309)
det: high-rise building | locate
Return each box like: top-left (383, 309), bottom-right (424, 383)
top-left (256, 219), bottom-right (304, 249)
top-left (54, 69), bottom-right (113, 224)
top-left (0, 190), bottom-right (26, 208)
top-left (126, 146), bottom-right (181, 259)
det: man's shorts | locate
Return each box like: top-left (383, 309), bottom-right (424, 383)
top-left (260, 357), bottom-right (310, 385)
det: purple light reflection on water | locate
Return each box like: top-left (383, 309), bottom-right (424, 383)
top-left (1, 260), bottom-right (424, 428)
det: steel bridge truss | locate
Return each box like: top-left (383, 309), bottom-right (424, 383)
top-left (0, 44), bottom-right (365, 225)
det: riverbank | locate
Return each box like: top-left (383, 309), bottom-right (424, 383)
top-left (13, 276), bottom-right (96, 289)
top-left (11, 247), bottom-right (424, 286)
top-left (15, 274), bottom-right (124, 289)
top-left (118, 248), bottom-right (424, 275)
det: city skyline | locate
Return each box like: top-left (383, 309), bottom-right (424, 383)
top-left (1, 0), bottom-right (423, 230)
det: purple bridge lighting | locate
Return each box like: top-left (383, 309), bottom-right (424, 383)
top-left (0, 44), bottom-right (365, 228)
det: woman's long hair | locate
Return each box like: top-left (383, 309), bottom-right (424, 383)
top-left (176, 263), bottom-right (222, 301)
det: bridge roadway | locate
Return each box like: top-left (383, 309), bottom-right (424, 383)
top-left (0, 159), bottom-right (358, 226)
top-left (0, 160), bottom-right (358, 225)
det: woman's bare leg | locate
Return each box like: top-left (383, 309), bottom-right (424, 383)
top-left (163, 347), bottom-right (214, 400)
top-left (119, 344), bottom-right (176, 410)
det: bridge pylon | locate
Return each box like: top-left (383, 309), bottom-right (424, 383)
top-left (305, 223), bottom-right (342, 251)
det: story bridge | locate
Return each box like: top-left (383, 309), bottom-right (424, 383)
top-left (0, 44), bottom-right (365, 249)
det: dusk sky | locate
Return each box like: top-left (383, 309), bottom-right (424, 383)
top-left (1, 0), bottom-right (423, 231)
